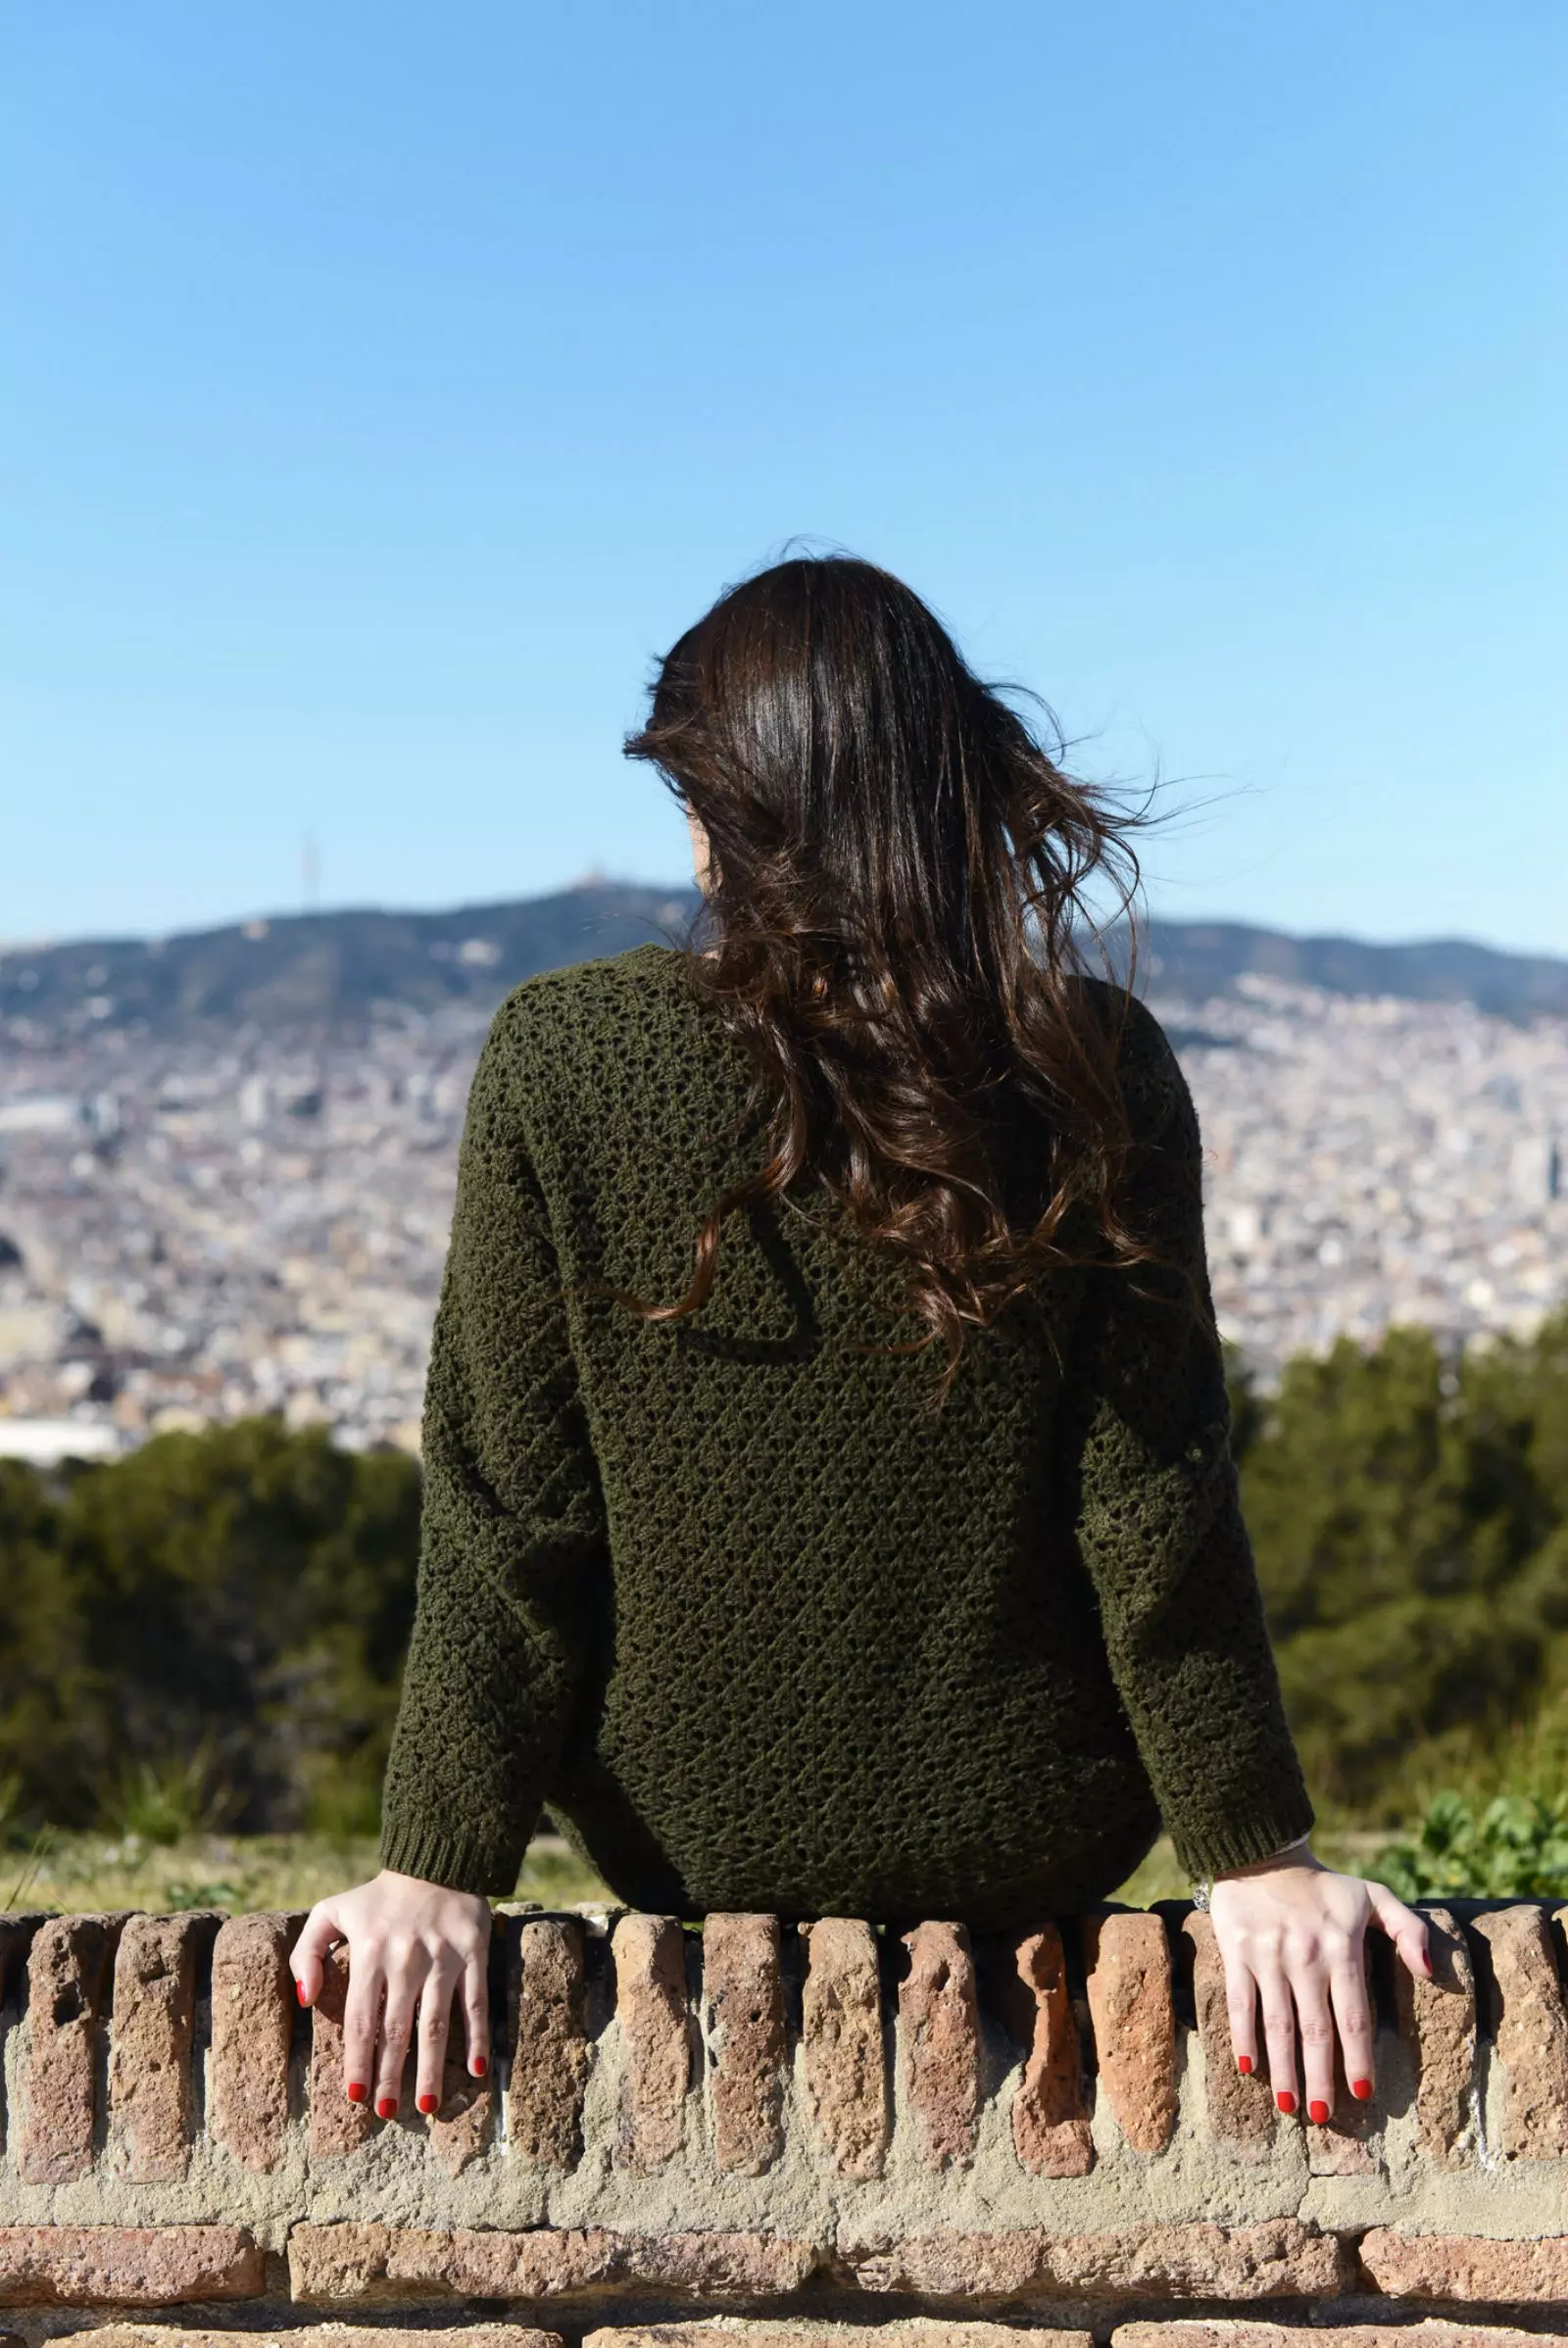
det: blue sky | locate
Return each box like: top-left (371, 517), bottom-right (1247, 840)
top-left (4, 4), bottom-right (1564, 951)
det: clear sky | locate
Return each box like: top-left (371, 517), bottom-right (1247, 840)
top-left (4, 4), bottom-right (1564, 952)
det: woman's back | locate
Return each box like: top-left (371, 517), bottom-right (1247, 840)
top-left (377, 937), bottom-right (1309, 1929)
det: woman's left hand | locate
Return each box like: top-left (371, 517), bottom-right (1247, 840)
top-left (1210, 1844), bottom-right (1432, 2120)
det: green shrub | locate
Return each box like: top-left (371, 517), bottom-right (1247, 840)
top-left (1235, 1311), bottom-right (1568, 1816)
top-left (1377, 1789), bottom-right (1568, 1900)
top-left (0, 1417), bottom-right (421, 1834)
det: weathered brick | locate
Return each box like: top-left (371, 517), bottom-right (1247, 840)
top-left (1113, 2324), bottom-right (1554, 2346)
top-left (1469, 1905), bottom-right (1568, 2158)
top-left (1391, 1904), bottom-right (1476, 2165)
top-left (425, 2030), bottom-right (496, 2177)
top-left (1360, 2227), bottom-right (1568, 2300)
top-left (1083, 1910), bottom-right (1177, 2154)
top-left (507, 1915), bottom-right (591, 2169)
top-left (838, 2219), bottom-right (1347, 2299)
top-left (210, 1912), bottom-right (299, 2174)
top-left (288, 2222), bottom-right (820, 2304)
top-left (1305, 1939), bottom-right (1378, 2177)
top-left (703, 1913), bottom-right (785, 2175)
top-left (1009, 1925), bottom-right (1092, 2177)
top-left (0, 2224), bottom-right (263, 2305)
top-left (800, 1917), bottom-right (888, 2179)
top-left (900, 1921), bottom-right (980, 2167)
top-left (309, 1942), bottom-right (374, 2160)
top-left (585, 2327), bottom-right (1093, 2348)
top-left (1180, 1913), bottom-right (1275, 2162)
top-left (88, 2331), bottom-right (561, 2348)
top-left (19, 1913), bottom-right (124, 2182)
top-left (109, 1913), bottom-right (214, 2181)
top-left (611, 1914), bottom-right (691, 2171)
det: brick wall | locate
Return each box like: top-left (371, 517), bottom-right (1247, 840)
top-left (3, 1900), bottom-right (1568, 2343)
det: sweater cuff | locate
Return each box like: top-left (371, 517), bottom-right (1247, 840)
top-left (377, 1812), bottom-right (524, 1897)
top-left (1167, 1789), bottom-right (1317, 1884)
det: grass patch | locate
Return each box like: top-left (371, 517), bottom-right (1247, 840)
top-left (8, 1832), bottom-right (612, 1916)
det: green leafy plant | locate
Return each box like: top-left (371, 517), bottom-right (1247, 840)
top-left (1377, 1789), bottom-right (1568, 1900)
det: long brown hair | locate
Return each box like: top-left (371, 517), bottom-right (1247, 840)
top-left (610, 553), bottom-right (1158, 1408)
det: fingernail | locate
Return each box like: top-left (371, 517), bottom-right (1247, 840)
top-left (1351, 2077), bottom-right (1373, 2100)
top-left (417, 2093), bottom-right (439, 2115)
top-left (346, 2082), bottom-right (368, 2104)
top-left (1237, 2054), bottom-right (1253, 2075)
top-left (1308, 2098), bottom-right (1329, 2124)
top-left (1275, 2089), bottom-right (1297, 2115)
top-left (375, 2095), bottom-right (398, 2120)
top-left (470, 2053), bottom-right (488, 2078)
top-left (295, 1980), bottom-right (309, 2006)
top-left (1422, 1948), bottom-right (1434, 1976)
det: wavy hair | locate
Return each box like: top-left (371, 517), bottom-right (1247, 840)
top-left (607, 553), bottom-right (1160, 1408)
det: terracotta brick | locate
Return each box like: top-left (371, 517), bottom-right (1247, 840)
top-left (799, 1917), bottom-right (888, 2179)
top-left (900, 1921), bottom-right (980, 2167)
top-left (210, 1912), bottom-right (299, 2174)
top-left (309, 1942), bottom-right (374, 2160)
top-left (0, 2224), bottom-right (263, 2306)
top-left (507, 1915), bottom-right (591, 2169)
top-left (838, 2219), bottom-right (1347, 2299)
top-left (703, 1913), bottom-right (785, 2175)
top-left (410, 1929), bottom-right (496, 2178)
top-left (1113, 2325), bottom-right (1554, 2346)
top-left (109, 1913), bottom-right (215, 2181)
top-left (611, 1914), bottom-right (691, 2170)
top-left (1009, 1925), bottom-right (1092, 2177)
top-left (1303, 1938), bottom-right (1378, 2177)
top-left (1180, 1913), bottom-right (1275, 2162)
top-left (1083, 1911), bottom-right (1176, 2154)
top-left (1360, 2227), bottom-right (1568, 2300)
top-left (424, 2031), bottom-right (496, 2178)
top-left (288, 2222), bottom-right (820, 2304)
top-left (88, 2332), bottom-right (561, 2348)
top-left (19, 1914), bottom-right (124, 2183)
top-left (586, 2327), bottom-right (1093, 2348)
top-left (1469, 1905), bottom-right (1568, 2158)
top-left (1391, 1904), bottom-right (1476, 2165)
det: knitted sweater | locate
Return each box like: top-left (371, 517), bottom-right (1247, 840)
top-left (377, 942), bottom-right (1314, 1926)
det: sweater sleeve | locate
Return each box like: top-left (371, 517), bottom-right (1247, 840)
top-left (376, 999), bottom-right (609, 1895)
top-left (1059, 995), bottom-right (1315, 1882)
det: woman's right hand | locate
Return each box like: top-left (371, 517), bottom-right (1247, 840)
top-left (289, 1871), bottom-right (494, 2118)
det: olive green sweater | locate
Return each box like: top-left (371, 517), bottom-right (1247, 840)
top-left (377, 942), bottom-right (1313, 1926)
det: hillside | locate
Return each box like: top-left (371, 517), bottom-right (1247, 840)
top-left (2, 884), bottom-right (1565, 1036)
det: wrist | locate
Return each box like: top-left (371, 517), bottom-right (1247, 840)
top-left (1213, 1834), bottom-right (1317, 1884)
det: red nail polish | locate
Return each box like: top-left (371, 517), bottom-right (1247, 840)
top-left (375, 2096), bottom-right (398, 2119)
top-left (1422, 1948), bottom-right (1434, 1976)
top-left (1237, 2054), bottom-right (1253, 2075)
top-left (417, 2092), bottom-right (439, 2115)
top-left (1276, 2089), bottom-right (1297, 2115)
top-left (346, 2081), bottom-right (368, 2104)
top-left (295, 1980), bottom-right (309, 2006)
top-left (1308, 2098), bottom-right (1329, 2124)
top-left (470, 2053), bottom-right (488, 2078)
top-left (1351, 2077), bottom-right (1373, 2100)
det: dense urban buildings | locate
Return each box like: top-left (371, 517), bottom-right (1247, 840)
top-left (0, 972), bottom-right (1564, 1458)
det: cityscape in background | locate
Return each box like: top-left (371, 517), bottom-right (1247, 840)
top-left (1, 886), bottom-right (1564, 1464)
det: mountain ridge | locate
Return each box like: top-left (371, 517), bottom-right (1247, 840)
top-left (1, 883), bottom-right (1564, 1037)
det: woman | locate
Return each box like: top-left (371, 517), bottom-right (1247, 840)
top-left (291, 554), bottom-right (1430, 2127)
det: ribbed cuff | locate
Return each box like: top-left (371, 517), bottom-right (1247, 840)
top-left (377, 1812), bottom-right (523, 1897)
top-left (1168, 1790), bottom-right (1317, 1884)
